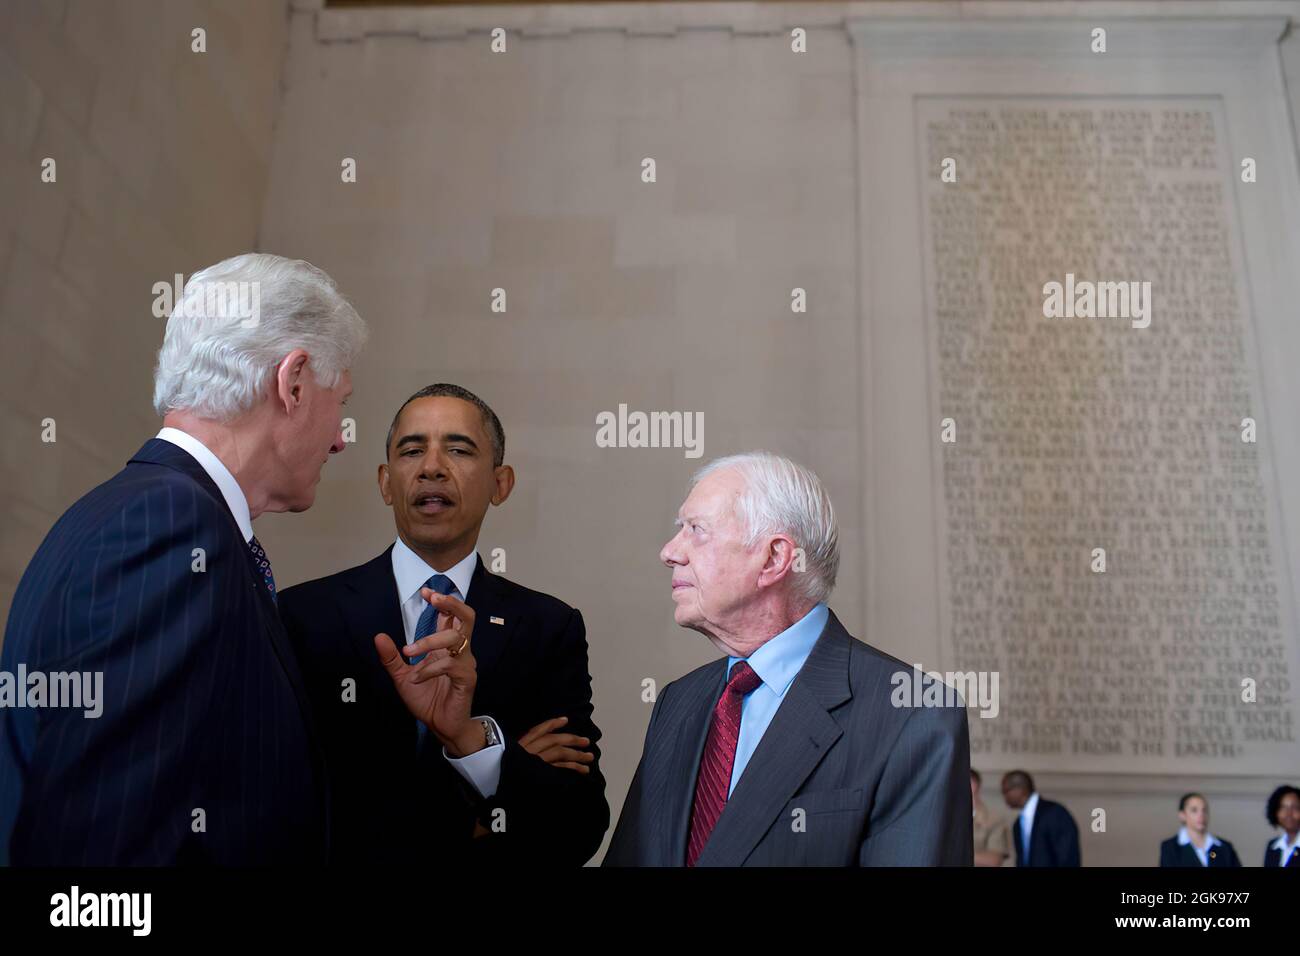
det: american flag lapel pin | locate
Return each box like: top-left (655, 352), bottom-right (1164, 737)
top-left (490, 616), bottom-right (505, 625)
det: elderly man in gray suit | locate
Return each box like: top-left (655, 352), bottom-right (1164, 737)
top-left (605, 451), bottom-right (972, 866)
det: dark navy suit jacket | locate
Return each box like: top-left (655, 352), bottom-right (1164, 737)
top-left (1013, 797), bottom-right (1081, 867)
top-left (1159, 835), bottom-right (1241, 867)
top-left (279, 547), bottom-right (608, 865)
top-left (0, 438), bottom-right (328, 864)
top-left (1264, 839), bottom-right (1300, 867)
top-left (603, 610), bottom-right (973, 866)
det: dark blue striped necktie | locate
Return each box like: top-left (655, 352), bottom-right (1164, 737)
top-left (411, 573), bottom-right (457, 664)
top-left (412, 573), bottom-right (458, 748)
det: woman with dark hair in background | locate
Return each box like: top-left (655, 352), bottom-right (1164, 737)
top-left (1264, 785), bottom-right (1300, 867)
top-left (1159, 793), bottom-right (1241, 867)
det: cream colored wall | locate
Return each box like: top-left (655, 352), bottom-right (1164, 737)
top-left (0, 0), bottom-right (289, 624)
top-left (255, 2), bottom-right (1299, 865)
top-left (256, 6), bottom-right (864, 865)
top-left (2, 0), bottom-right (1297, 866)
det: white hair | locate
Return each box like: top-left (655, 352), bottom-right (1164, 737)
top-left (693, 451), bottom-right (839, 605)
top-left (152, 253), bottom-right (367, 421)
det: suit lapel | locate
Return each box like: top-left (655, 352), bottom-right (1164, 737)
top-left (693, 612), bottom-right (853, 867)
top-left (658, 664), bottom-right (725, 866)
top-left (130, 437), bottom-right (323, 743)
top-left (343, 546), bottom-right (405, 658)
top-left (130, 439), bottom-right (323, 756)
top-left (365, 549), bottom-right (515, 675)
top-left (462, 558), bottom-right (517, 676)
top-left (342, 549), bottom-right (520, 743)
top-left (340, 547), bottom-right (411, 744)
top-left (255, 587), bottom-right (321, 749)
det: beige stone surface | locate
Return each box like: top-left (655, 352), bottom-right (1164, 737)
top-left (3, 0), bottom-right (1299, 867)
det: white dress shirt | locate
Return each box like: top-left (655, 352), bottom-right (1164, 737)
top-left (391, 537), bottom-right (504, 798)
top-left (393, 539), bottom-right (477, 647)
top-left (1019, 791), bottom-right (1040, 855)
top-left (156, 427), bottom-right (252, 542)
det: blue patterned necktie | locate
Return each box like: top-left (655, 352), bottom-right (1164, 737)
top-left (247, 535), bottom-right (276, 604)
top-left (410, 573), bottom-right (457, 665)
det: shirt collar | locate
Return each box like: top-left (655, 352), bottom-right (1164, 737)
top-left (1272, 832), bottom-right (1298, 850)
top-left (726, 603), bottom-right (828, 696)
top-left (156, 427), bottom-right (253, 543)
top-left (1178, 826), bottom-right (1221, 848)
top-left (392, 536), bottom-right (477, 603)
top-left (1023, 792), bottom-right (1040, 818)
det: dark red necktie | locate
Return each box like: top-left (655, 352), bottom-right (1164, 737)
top-left (686, 660), bottom-right (763, 867)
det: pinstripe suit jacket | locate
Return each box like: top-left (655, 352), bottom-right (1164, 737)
top-left (0, 438), bottom-right (328, 864)
top-left (604, 610), bottom-right (973, 866)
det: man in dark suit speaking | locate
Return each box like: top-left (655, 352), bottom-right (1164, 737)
top-left (0, 254), bottom-right (367, 864)
top-left (279, 384), bottom-right (608, 865)
top-left (605, 452), bottom-right (972, 866)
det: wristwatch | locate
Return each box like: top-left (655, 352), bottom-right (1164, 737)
top-left (479, 718), bottom-right (501, 748)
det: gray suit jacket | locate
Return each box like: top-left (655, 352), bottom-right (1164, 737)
top-left (604, 610), bottom-right (973, 866)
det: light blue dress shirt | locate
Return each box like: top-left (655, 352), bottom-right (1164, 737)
top-left (724, 603), bottom-right (828, 797)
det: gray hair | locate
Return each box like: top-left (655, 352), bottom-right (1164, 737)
top-left (693, 451), bottom-right (839, 605)
top-left (152, 253), bottom-right (367, 421)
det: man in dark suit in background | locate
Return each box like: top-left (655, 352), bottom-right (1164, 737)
top-left (280, 384), bottom-right (608, 865)
top-left (605, 452), bottom-right (972, 867)
top-left (1002, 770), bottom-right (1081, 867)
top-left (0, 254), bottom-right (367, 864)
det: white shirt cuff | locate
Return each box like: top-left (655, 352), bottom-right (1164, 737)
top-left (443, 715), bottom-right (505, 798)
